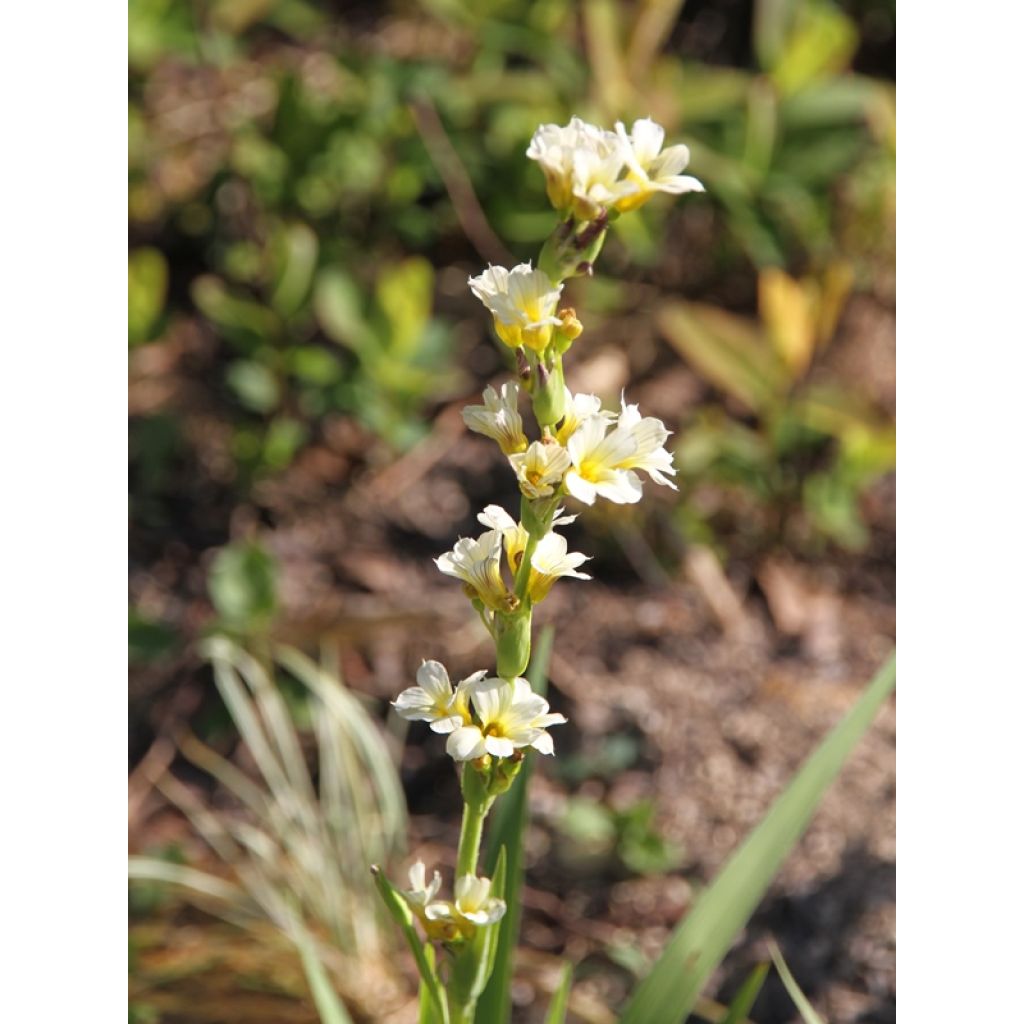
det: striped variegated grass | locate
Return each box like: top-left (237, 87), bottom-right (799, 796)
top-left (129, 635), bottom-right (407, 1018)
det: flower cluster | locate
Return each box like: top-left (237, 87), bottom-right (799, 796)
top-left (394, 660), bottom-right (566, 762)
top-left (378, 116), bottom-right (703, 1019)
top-left (403, 861), bottom-right (506, 944)
top-left (526, 115), bottom-right (703, 221)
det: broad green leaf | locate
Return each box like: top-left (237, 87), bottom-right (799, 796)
top-left (658, 301), bottom-right (787, 413)
top-left (758, 268), bottom-right (816, 378)
top-left (619, 653), bottom-right (895, 1024)
top-left (314, 267), bottom-right (374, 353)
top-left (543, 962), bottom-right (573, 1024)
top-left (720, 963), bottom-right (769, 1024)
top-left (270, 221), bottom-right (319, 319)
top-left (208, 541), bottom-right (277, 630)
top-left (780, 77), bottom-right (881, 128)
top-left (128, 247), bottom-right (168, 345)
top-left (753, 0), bottom-right (799, 71)
top-left (192, 275), bottom-right (279, 350)
top-left (771, 3), bottom-right (858, 96)
top-left (376, 258), bottom-right (434, 357)
top-left (226, 359), bottom-right (280, 414)
top-left (769, 942), bottom-right (827, 1024)
top-left (477, 625), bottom-right (554, 1024)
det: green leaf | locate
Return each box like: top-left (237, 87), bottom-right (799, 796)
top-left (658, 301), bottom-right (787, 413)
top-left (543, 962), bottom-right (573, 1024)
top-left (376, 258), bottom-right (434, 357)
top-left (477, 625), bottom-right (554, 1024)
top-left (293, 923), bottom-right (354, 1024)
top-left (720, 962), bottom-right (769, 1024)
top-left (192, 275), bottom-right (279, 351)
top-left (771, 2), bottom-right (858, 96)
top-left (208, 541), bottom-right (278, 630)
top-left (226, 359), bottom-right (280, 414)
top-left (371, 867), bottom-right (449, 1024)
top-left (769, 942), bottom-right (827, 1024)
top-left (128, 247), bottom-right (168, 345)
top-left (270, 221), bottom-right (319, 318)
top-left (619, 653), bottom-right (895, 1024)
top-left (314, 267), bottom-right (374, 353)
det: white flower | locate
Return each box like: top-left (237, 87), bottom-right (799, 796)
top-left (564, 413), bottom-right (644, 505)
top-left (526, 117), bottom-right (615, 213)
top-left (563, 395), bottom-right (675, 504)
top-left (613, 118), bottom-right (704, 213)
top-left (468, 263), bottom-right (563, 352)
top-left (569, 142), bottom-right (636, 221)
top-left (445, 676), bottom-right (567, 761)
top-left (508, 440), bottom-right (571, 499)
top-left (614, 396), bottom-right (677, 489)
top-left (554, 387), bottom-right (616, 445)
top-left (435, 531), bottom-right (510, 611)
top-left (462, 381), bottom-right (528, 455)
top-left (452, 875), bottom-right (506, 926)
top-left (393, 660), bottom-right (484, 733)
top-left (403, 860), bottom-right (442, 908)
top-left (477, 504), bottom-right (579, 579)
top-left (527, 531), bottom-right (591, 602)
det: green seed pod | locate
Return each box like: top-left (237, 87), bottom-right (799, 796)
top-left (495, 610), bottom-right (531, 679)
top-left (530, 358), bottom-right (566, 428)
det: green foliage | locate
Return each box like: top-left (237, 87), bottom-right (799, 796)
top-left (662, 265), bottom-right (894, 553)
top-left (720, 963), bottom-right (770, 1024)
top-left (770, 942), bottom-right (827, 1024)
top-left (556, 796), bottom-right (683, 877)
top-left (207, 540), bottom-right (278, 632)
top-left (619, 653), bottom-right (894, 1023)
top-left (543, 962), bottom-right (573, 1024)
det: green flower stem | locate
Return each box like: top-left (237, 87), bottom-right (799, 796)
top-left (449, 1001), bottom-right (475, 1024)
top-left (456, 764), bottom-right (495, 878)
top-left (513, 531), bottom-right (539, 602)
top-left (456, 798), bottom-right (487, 878)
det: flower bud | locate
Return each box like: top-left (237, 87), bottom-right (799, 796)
top-left (530, 358), bottom-right (566, 428)
top-left (495, 610), bottom-right (531, 679)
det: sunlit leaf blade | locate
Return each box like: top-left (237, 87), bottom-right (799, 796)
top-left (372, 867), bottom-right (449, 1024)
top-left (658, 301), bottom-right (786, 414)
top-left (769, 942), bottom-right (827, 1024)
top-left (543, 962), bottom-right (573, 1024)
top-left (293, 923), bottom-right (354, 1024)
top-left (477, 625), bottom-right (554, 1024)
top-left (620, 653), bottom-right (895, 1024)
top-left (720, 962), bottom-right (769, 1024)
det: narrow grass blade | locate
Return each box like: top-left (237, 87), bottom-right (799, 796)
top-left (543, 962), bottom-right (573, 1024)
top-left (477, 625), bottom-right (554, 1024)
top-left (292, 922), bottom-right (354, 1024)
top-left (127, 857), bottom-right (244, 903)
top-left (719, 963), bottom-right (769, 1024)
top-left (372, 867), bottom-right (449, 1024)
top-left (769, 942), bottom-right (827, 1024)
top-left (620, 653), bottom-right (895, 1024)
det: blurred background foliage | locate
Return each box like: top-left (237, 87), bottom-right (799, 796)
top-left (129, 0), bottom-right (893, 542)
top-left (129, 1), bottom-right (894, 1019)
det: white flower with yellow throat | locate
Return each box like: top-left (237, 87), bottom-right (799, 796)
top-left (563, 393), bottom-right (676, 505)
top-left (613, 118), bottom-right (704, 213)
top-left (468, 263), bottom-right (563, 352)
top-left (508, 439), bottom-right (571, 499)
top-left (445, 676), bottom-right (567, 761)
top-left (392, 660), bottom-right (483, 734)
top-left (462, 381), bottom-right (528, 455)
top-left (435, 530), bottom-right (510, 611)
